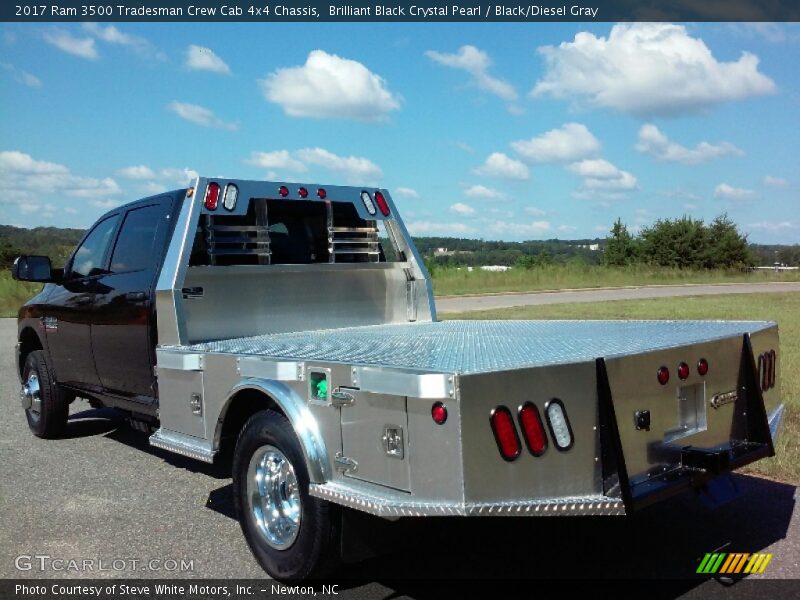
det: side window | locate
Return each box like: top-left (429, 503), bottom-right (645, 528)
top-left (70, 215), bottom-right (119, 279)
top-left (110, 204), bottom-right (169, 274)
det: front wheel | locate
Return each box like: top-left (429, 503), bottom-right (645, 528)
top-left (21, 350), bottom-right (68, 438)
top-left (232, 410), bottom-right (340, 580)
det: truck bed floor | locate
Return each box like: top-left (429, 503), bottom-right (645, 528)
top-left (169, 320), bottom-right (773, 374)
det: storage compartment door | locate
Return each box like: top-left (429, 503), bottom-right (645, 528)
top-left (341, 392), bottom-right (410, 492)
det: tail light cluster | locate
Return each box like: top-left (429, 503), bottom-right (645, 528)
top-left (203, 182), bottom-right (239, 211)
top-left (758, 350), bottom-right (776, 391)
top-left (360, 190), bottom-right (391, 217)
top-left (489, 400), bottom-right (572, 461)
top-left (657, 358), bottom-right (710, 385)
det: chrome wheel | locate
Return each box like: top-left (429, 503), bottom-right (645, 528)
top-left (246, 445), bottom-right (301, 550)
top-left (20, 371), bottom-right (41, 421)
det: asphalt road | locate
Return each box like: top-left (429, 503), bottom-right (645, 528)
top-left (1, 316), bottom-right (798, 596)
top-left (437, 281), bottom-right (800, 313)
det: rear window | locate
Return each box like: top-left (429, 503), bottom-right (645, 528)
top-left (110, 204), bottom-right (169, 273)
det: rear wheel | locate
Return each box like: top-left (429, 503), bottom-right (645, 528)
top-left (233, 410), bottom-right (340, 580)
top-left (21, 350), bottom-right (68, 438)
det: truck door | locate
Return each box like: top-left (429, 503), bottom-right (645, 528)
top-left (91, 200), bottom-right (173, 399)
top-left (46, 214), bottom-right (120, 389)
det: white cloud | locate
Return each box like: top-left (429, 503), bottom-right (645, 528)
top-left (185, 45), bottom-right (231, 75)
top-left (763, 175), bottom-right (788, 187)
top-left (488, 220), bottom-right (551, 237)
top-left (394, 187), bottom-right (419, 198)
top-left (406, 221), bottom-right (476, 236)
top-left (635, 124), bottom-right (743, 164)
top-left (167, 101), bottom-right (238, 131)
top-left (43, 30), bottom-right (98, 60)
top-left (1, 63), bottom-right (42, 87)
top-left (0, 151), bottom-right (123, 206)
top-left (260, 50), bottom-right (401, 122)
top-left (118, 165), bottom-right (156, 179)
top-left (64, 207), bottom-right (79, 214)
top-left (246, 151), bottom-right (307, 173)
top-left (558, 225), bottom-right (578, 233)
top-left (714, 183), bottom-right (755, 201)
top-left (569, 159), bottom-right (638, 192)
top-left (450, 202), bottom-right (475, 215)
top-left (532, 23), bottom-right (775, 116)
top-left (91, 199), bottom-right (121, 209)
top-left (747, 221), bottom-right (799, 232)
top-left (426, 45), bottom-right (517, 101)
top-left (463, 184), bottom-right (505, 199)
top-left (524, 206), bottom-right (547, 216)
top-left (512, 123), bottom-right (600, 163)
top-left (474, 152), bottom-right (529, 180)
top-left (296, 147), bottom-right (383, 183)
top-left (117, 165), bottom-right (197, 191)
top-left (158, 168), bottom-right (198, 185)
top-left (82, 23), bottom-right (165, 61)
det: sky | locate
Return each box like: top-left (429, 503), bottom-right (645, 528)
top-left (1, 21), bottom-right (798, 243)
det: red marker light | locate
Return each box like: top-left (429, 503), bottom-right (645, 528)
top-left (678, 362), bottom-right (690, 380)
top-left (697, 358), bottom-right (709, 376)
top-left (204, 182), bottom-right (220, 210)
top-left (317, 188), bottom-right (327, 199)
top-left (298, 187), bottom-right (308, 198)
top-left (431, 402), bottom-right (447, 425)
top-left (278, 185), bottom-right (289, 198)
top-left (657, 366), bottom-right (670, 386)
top-left (374, 190), bottom-right (391, 217)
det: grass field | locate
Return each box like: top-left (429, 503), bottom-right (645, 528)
top-left (0, 271), bottom-right (40, 317)
top-left (444, 292), bottom-right (799, 484)
top-left (432, 264), bottom-right (800, 296)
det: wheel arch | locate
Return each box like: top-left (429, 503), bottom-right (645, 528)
top-left (214, 379), bottom-right (331, 483)
top-left (18, 326), bottom-right (43, 379)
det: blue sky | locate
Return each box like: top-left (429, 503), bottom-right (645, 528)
top-left (1, 22), bottom-right (798, 242)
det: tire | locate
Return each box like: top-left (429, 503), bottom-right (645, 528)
top-left (21, 350), bottom-right (69, 438)
top-left (233, 410), bottom-right (340, 580)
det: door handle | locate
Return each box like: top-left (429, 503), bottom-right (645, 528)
top-left (74, 295), bottom-right (93, 305)
top-left (125, 291), bottom-right (147, 302)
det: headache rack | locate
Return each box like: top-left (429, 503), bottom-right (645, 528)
top-left (204, 198), bottom-right (381, 265)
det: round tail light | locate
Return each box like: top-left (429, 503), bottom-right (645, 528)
top-left (431, 402), bottom-right (447, 425)
top-left (697, 358), bottom-right (709, 376)
top-left (678, 362), bottom-right (690, 380)
top-left (657, 366), bottom-right (670, 386)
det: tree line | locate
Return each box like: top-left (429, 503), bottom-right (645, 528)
top-left (603, 214), bottom-right (755, 269)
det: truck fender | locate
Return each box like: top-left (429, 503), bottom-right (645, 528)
top-left (216, 379), bottom-right (331, 483)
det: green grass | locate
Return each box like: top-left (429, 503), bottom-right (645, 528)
top-left (0, 271), bottom-right (40, 317)
top-left (444, 293), bottom-right (800, 484)
top-left (432, 264), bottom-right (800, 296)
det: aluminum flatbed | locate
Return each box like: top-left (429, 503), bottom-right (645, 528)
top-left (172, 319), bottom-right (775, 375)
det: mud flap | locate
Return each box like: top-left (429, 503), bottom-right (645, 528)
top-left (597, 333), bottom-right (774, 514)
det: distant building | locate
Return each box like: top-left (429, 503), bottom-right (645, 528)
top-left (574, 243), bottom-right (601, 251)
